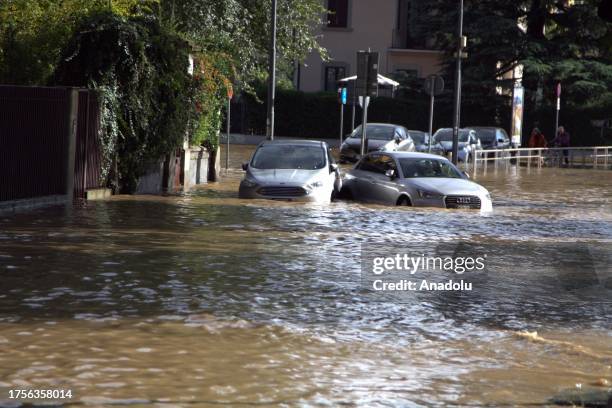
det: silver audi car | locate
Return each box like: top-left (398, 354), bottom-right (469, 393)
top-left (239, 140), bottom-right (342, 203)
top-left (341, 151), bottom-right (492, 211)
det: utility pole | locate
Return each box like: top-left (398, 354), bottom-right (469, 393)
top-left (451, 0), bottom-right (465, 164)
top-left (266, 0), bottom-right (277, 140)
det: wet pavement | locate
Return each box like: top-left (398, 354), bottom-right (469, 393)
top-left (0, 145), bottom-right (610, 407)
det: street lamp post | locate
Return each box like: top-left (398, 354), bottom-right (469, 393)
top-left (451, 0), bottom-right (465, 165)
top-left (266, 0), bottom-right (278, 140)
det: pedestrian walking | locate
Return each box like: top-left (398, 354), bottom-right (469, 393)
top-left (551, 126), bottom-right (570, 165)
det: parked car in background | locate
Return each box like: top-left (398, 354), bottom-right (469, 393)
top-left (239, 140), bottom-right (341, 203)
top-left (469, 127), bottom-right (511, 150)
top-left (408, 130), bottom-right (445, 155)
top-left (340, 123), bottom-right (415, 162)
top-left (341, 152), bottom-right (492, 211)
top-left (433, 128), bottom-right (481, 162)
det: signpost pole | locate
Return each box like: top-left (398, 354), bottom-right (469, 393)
top-left (555, 82), bottom-right (561, 135)
top-left (338, 88), bottom-right (346, 150)
top-left (360, 96), bottom-right (370, 156)
top-left (226, 96), bottom-right (231, 170)
top-left (451, 0), bottom-right (465, 164)
top-left (266, 0), bottom-right (277, 140)
top-left (428, 79), bottom-right (435, 153)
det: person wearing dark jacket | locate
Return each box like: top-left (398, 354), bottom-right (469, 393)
top-left (551, 126), bottom-right (570, 165)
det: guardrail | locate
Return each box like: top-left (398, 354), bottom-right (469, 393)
top-left (466, 146), bottom-right (612, 173)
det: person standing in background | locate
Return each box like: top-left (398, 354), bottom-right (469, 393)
top-left (552, 126), bottom-right (571, 165)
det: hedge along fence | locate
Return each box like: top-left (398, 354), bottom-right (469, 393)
top-left (235, 87), bottom-right (609, 146)
top-left (236, 87), bottom-right (507, 139)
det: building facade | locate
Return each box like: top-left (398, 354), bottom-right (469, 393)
top-left (298, 0), bottom-right (444, 92)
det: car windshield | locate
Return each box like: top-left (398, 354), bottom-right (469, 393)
top-left (399, 158), bottom-right (464, 179)
top-left (409, 132), bottom-right (427, 144)
top-left (251, 145), bottom-right (326, 170)
top-left (474, 129), bottom-right (496, 142)
top-left (350, 125), bottom-right (395, 141)
top-left (434, 129), bottom-right (469, 143)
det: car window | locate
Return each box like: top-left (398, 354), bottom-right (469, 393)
top-left (434, 129), bottom-right (470, 143)
top-left (357, 155), bottom-right (389, 174)
top-left (350, 125), bottom-right (395, 141)
top-left (398, 158), bottom-right (463, 179)
top-left (251, 145), bottom-right (326, 170)
top-left (380, 155), bottom-right (397, 172)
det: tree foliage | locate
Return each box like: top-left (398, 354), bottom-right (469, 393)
top-left (54, 12), bottom-right (193, 193)
top-left (418, 0), bottom-right (612, 136)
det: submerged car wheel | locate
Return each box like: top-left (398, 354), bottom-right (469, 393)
top-left (396, 196), bottom-right (412, 206)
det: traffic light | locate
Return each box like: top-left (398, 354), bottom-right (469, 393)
top-left (599, 0), bottom-right (612, 22)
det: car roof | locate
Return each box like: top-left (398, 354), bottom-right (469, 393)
top-left (258, 139), bottom-right (326, 147)
top-left (371, 151), bottom-right (449, 160)
top-left (434, 128), bottom-right (475, 132)
top-left (360, 123), bottom-right (400, 128)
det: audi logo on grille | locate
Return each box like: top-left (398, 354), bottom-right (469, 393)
top-left (456, 197), bottom-right (472, 204)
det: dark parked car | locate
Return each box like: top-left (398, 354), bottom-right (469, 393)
top-left (407, 130), bottom-right (445, 155)
top-left (470, 127), bottom-right (511, 150)
top-left (339, 123), bottom-right (415, 163)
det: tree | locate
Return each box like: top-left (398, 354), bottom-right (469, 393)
top-left (417, 0), bottom-right (612, 140)
top-left (0, 0), bottom-right (158, 85)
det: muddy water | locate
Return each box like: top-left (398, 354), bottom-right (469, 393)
top-left (0, 144), bottom-right (610, 407)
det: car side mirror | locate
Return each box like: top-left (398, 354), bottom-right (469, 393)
top-left (330, 163), bottom-right (339, 172)
top-left (394, 136), bottom-right (401, 144)
top-left (385, 169), bottom-right (396, 179)
top-left (241, 162), bottom-right (249, 171)
top-left (463, 171), bottom-right (470, 179)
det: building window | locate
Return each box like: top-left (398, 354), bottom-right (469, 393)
top-left (324, 66), bottom-right (346, 91)
top-left (327, 0), bottom-right (349, 28)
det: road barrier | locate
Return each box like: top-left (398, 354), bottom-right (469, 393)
top-left (466, 146), bottom-right (612, 174)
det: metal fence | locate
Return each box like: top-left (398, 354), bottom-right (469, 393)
top-left (0, 86), bottom-right (71, 202)
top-left (74, 90), bottom-right (103, 200)
top-left (0, 85), bottom-right (103, 205)
top-left (467, 146), bottom-right (612, 174)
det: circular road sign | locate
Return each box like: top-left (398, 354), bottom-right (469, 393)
top-left (424, 75), bottom-right (445, 96)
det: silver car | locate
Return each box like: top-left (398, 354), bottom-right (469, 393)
top-left (340, 123), bottom-right (415, 162)
top-left (433, 128), bottom-right (482, 162)
top-left (239, 140), bottom-right (341, 203)
top-left (341, 152), bottom-right (492, 211)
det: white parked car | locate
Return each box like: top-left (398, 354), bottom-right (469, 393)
top-left (340, 123), bottom-right (415, 162)
top-left (341, 151), bottom-right (492, 211)
top-left (239, 140), bottom-right (341, 203)
top-left (433, 128), bottom-right (482, 162)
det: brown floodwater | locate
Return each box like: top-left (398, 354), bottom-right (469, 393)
top-left (0, 144), bottom-right (610, 407)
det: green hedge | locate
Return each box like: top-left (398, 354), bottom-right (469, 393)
top-left (240, 87), bottom-right (610, 146)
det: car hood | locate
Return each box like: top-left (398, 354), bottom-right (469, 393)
top-left (403, 177), bottom-right (488, 196)
top-left (344, 138), bottom-right (390, 151)
top-left (248, 168), bottom-right (322, 185)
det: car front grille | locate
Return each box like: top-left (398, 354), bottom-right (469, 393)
top-left (445, 195), bottom-right (481, 209)
top-left (258, 186), bottom-right (307, 197)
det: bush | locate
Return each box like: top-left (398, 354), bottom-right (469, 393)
top-left (54, 12), bottom-right (195, 193)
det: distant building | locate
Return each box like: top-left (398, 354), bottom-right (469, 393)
top-left (298, 0), bottom-right (444, 92)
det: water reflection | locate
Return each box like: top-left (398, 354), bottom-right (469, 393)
top-left (0, 145), bottom-right (610, 406)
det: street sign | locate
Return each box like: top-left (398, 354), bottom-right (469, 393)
top-left (338, 87), bottom-right (347, 105)
top-left (424, 75), bottom-right (444, 96)
top-left (356, 51), bottom-right (379, 97)
top-left (511, 86), bottom-right (524, 147)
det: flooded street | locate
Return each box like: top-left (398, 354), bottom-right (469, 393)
top-left (0, 144), bottom-right (611, 407)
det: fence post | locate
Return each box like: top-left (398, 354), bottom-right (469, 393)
top-left (65, 88), bottom-right (79, 201)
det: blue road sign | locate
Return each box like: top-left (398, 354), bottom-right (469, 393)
top-left (341, 88), bottom-right (347, 105)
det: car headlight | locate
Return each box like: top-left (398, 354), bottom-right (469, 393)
top-left (308, 181), bottom-right (324, 189)
top-left (241, 177), bottom-right (258, 188)
top-left (485, 193), bottom-right (491, 200)
top-left (417, 189), bottom-right (444, 199)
